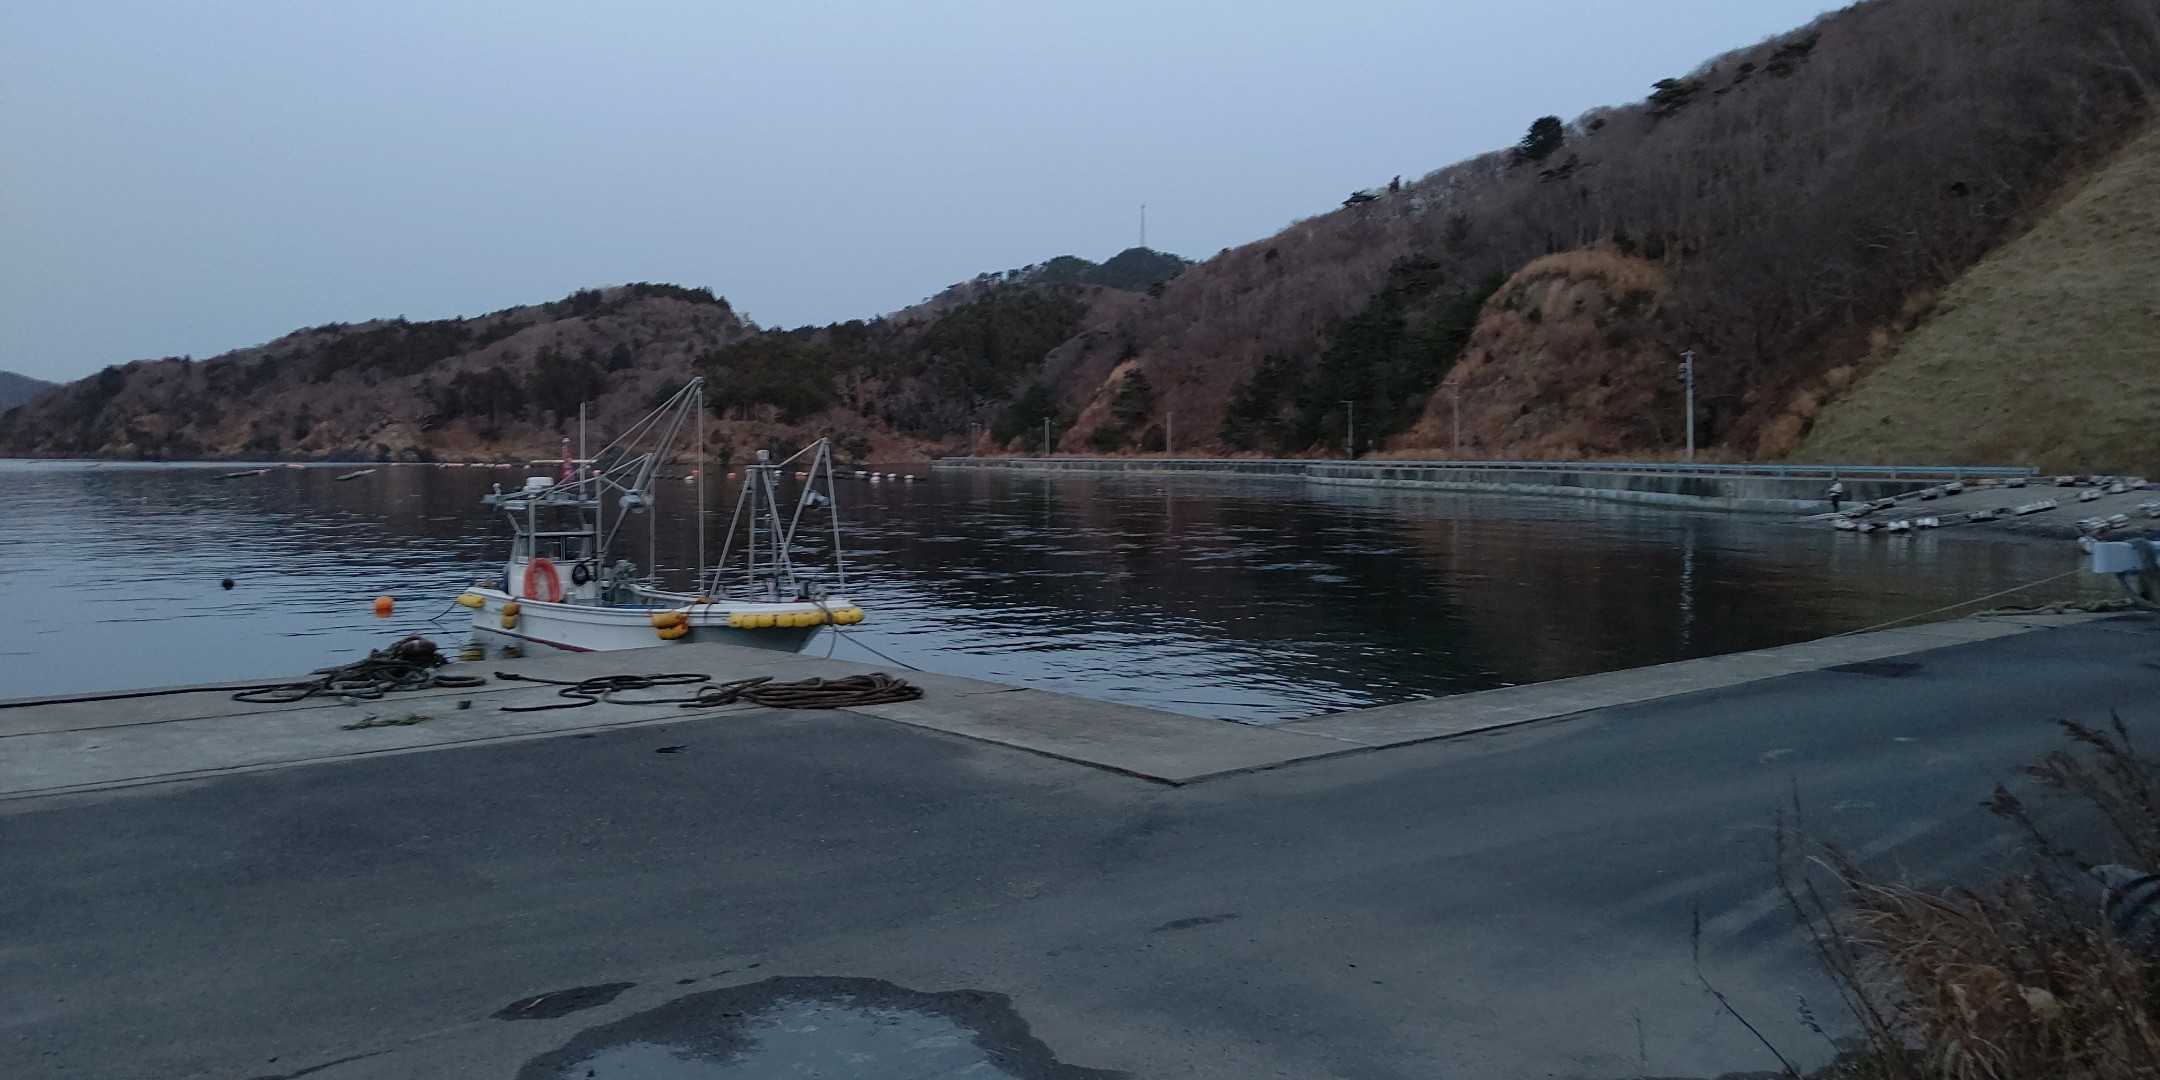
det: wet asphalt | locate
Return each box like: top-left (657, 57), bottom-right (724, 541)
top-left (4, 617), bottom-right (2156, 1079)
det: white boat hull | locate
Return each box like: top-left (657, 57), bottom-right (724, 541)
top-left (463, 588), bottom-right (851, 655)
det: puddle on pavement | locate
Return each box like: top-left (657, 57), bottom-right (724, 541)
top-left (517, 975), bottom-right (1121, 1079)
top-left (572, 1001), bottom-right (1016, 1077)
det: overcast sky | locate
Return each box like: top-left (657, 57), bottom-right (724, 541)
top-left (2, 1), bottom-right (1837, 382)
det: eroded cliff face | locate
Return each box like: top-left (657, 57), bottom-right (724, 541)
top-left (1395, 251), bottom-right (1688, 459)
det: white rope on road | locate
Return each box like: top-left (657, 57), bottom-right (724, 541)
top-left (1833, 568), bottom-right (2086, 638)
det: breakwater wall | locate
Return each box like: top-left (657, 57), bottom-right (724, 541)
top-left (930, 457), bottom-right (2034, 514)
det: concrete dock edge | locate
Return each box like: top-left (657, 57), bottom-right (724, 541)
top-left (0, 612), bottom-right (2125, 799)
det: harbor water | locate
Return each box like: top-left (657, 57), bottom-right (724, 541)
top-left (0, 459), bottom-right (2100, 722)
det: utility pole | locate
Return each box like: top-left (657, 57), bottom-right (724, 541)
top-left (1043, 417), bottom-right (1052, 458)
top-left (1140, 203), bottom-right (1147, 249)
top-left (1341, 399), bottom-right (1356, 459)
top-left (1679, 349), bottom-right (1696, 461)
top-left (1452, 383), bottom-right (1461, 457)
top-left (1165, 409), bottom-right (1174, 457)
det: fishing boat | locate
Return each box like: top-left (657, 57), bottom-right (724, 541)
top-left (454, 379), bottom-right (864, 655)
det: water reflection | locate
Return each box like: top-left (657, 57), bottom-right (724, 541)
top-left (0, 461), bottom-right (2099, 722)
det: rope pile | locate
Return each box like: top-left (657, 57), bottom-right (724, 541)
top-left (492, 670), bottom-right (921, 712)
top-left (232, 636), bottom-right (486, 704)
top-left (691, 673), bottom-right (922, 710)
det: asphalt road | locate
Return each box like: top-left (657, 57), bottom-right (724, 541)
top-left (5, 617), bottom-right (2155, 1079)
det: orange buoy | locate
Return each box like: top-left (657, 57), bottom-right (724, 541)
top-left (372, 595), bottom-right (395, 618)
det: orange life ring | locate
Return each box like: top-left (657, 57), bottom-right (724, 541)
top-left (521, 558), bottom-right (564, 602)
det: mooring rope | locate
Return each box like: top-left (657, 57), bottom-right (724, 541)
top-left (231, 636), bottom-right (486, 704)
top-left (491, 670), bottom-right (922, 712)
top-left (1832, 568), bottom-right (2086, 637)
top-left (808, 597), bottom-right (923, 672)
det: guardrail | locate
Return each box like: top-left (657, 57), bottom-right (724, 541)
top-left (931, 457), bottom-right (2039, 481)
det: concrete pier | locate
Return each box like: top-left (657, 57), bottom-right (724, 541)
top-left (4, 612), bottom-right (2154, 1079)
top-left (0, 613), bottom-right (2111, 799)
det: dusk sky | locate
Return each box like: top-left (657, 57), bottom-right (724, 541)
top-left (4, 1), bottom-right (1838, 382)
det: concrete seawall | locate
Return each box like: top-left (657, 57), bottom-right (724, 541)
top-left (931, 457), bottom-right (1964, 514)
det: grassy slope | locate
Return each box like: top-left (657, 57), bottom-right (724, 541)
top-left (1798, 125), bottom-right (2160, 474)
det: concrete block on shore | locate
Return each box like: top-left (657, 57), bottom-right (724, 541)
top-left (2007, 477), bottom-right (2029, 488)
top-left (2014, 499), bottom-right (2059, 515)
top-left (2079, 488), bottom-right (2104, 502)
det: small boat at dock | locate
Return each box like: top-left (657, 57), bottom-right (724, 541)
top-left (334, 468), bottom-right (377, 482)
top-left (454, 379), bottom-right (864, 655)
top-left (218, 468), bottom-right (270, 479)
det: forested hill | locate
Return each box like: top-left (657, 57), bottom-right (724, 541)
top-left (0, 279), bottom-right (1124, 463)
top-left (0, 371), bottom-right (54, 411)
top-left (7, 0), bottom-right (2159, 468)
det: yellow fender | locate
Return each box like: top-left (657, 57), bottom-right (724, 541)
top-left (500, 601), bottom-right (521, 630)
top-left (455, 593), bottom-right (486, 609)
top-left (656, 623), bottom-right (690, 641)
top-left (651, 610), bottom-right (688, 630)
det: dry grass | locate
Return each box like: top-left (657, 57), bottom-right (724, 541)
top-left (1783, 716), bottom-right (2160, 1079)
top-left (1798, 124), bottom-right (2160, 475)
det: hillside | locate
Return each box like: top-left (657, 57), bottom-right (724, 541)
top-left (1797, 123), bottom-right (2160, 474)
top-left (897, 247), bottom-right (1188, 320)
top-left (0, 371), bottom-right (54, 411)
top-left (0, 285), bottom-right (762, 461)
top-left (7, 0), bottom-right (2158, 465)
top-left (0, 281), bottom-right (1123, 463)
top-left (1064, 0), bottom-right (2160, 460)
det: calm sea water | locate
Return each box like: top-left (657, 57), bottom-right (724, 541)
top-left (0, 459), bottom-right (2100, 722)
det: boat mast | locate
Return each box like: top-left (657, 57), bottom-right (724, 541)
top-left (695, 382), bottom-right (706, 596)
top-left (824, 441), bottom-right (847, 589)
top-left (582, 401), bottom-right (596, 592)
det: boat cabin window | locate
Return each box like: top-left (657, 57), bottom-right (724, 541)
top-left (513, 533), bottom-right (592, 561)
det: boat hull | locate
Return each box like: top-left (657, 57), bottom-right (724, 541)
top-left (463, 589), bottom-right (836, 655)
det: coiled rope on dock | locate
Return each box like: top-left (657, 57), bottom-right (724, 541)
top-left (492, 670), bottom-right (922, 712)
top-left (231, 636), bottom-right (485, 704)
